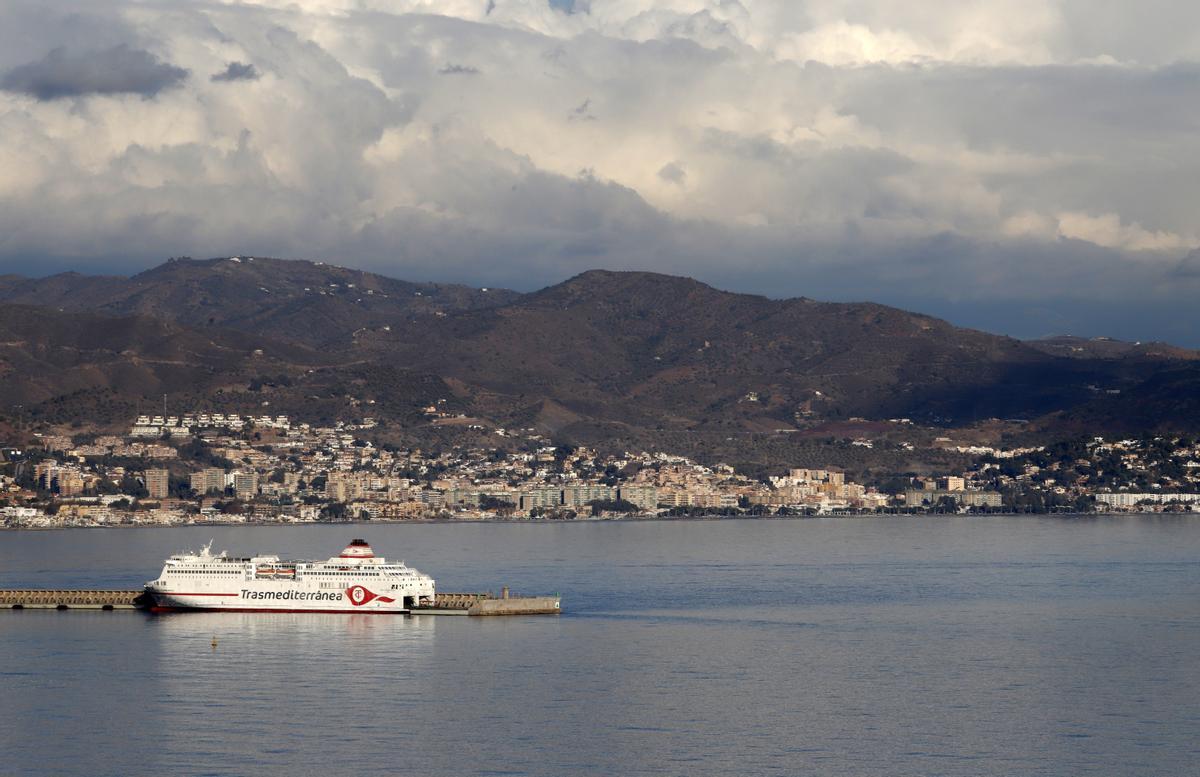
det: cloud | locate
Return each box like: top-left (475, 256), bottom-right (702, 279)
top-left (211, 61), bottom-right (260, 82)
top-left (1, 1), bottom-right (1200, 342)
top-left (657, 162), bottom-right (686, 185)
top-left (1, 44), bottom-right (187, 100)
top-left (568, 98), bottom-right (596, 121)
top-left (1169, 251), bottom-right (1200, 280)
top-left (1056, 212), bottom-right (1193, 253)
top-left (438, 63), bottom-right (479, 75)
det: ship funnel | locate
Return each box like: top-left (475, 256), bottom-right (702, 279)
top-left (338, 538), bottom-right (375, 559)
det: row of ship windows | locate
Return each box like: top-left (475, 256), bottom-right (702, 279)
top-left (167, 569), bottom-right (414, 577)
top-left (307, 571), bottom-right (415, 577)
top-left (168, 563), bottom-right (408, 570)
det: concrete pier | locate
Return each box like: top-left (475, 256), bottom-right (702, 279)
top-left (1, 589), bottom-right (561, 615)
top-left (413, 591), bottom-right (562, 616)
top-left (0, 589), bottom-right (143, 610)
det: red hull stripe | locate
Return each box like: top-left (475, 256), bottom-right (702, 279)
top-left (150, 606), bottom-right (407, 614)
top-left (160, 592), bottom-right (240, 596)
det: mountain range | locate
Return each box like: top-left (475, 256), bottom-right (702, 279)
top-left (2, 257), bottom-right (1198, 458)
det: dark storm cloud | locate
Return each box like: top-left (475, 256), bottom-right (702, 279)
top-left (211, 61), bottom-right (260, 82)
top-left (1, 45), bottom-right (188, 99)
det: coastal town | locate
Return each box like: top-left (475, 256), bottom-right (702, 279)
top-left (2, 412), bottom-right (1199, 529)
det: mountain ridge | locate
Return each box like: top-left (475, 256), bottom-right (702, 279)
top-left (2, 257), bottom-right (1198, 444)
top-left (0, 256), bottom-right (521, 346)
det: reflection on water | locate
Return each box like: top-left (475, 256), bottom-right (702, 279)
top-left (2, 518), bottom-right (1200, 776)
top-left (149, 613), bottom-right (439, 775)
top-left (154, 608), bottom-right (440, 642)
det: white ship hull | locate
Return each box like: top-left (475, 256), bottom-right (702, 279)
top-left (148, 585), bottom-right (410, 613)
top-left (144, 539), bottom-right (434, 614)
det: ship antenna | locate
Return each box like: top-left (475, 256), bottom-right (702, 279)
top-left (201, 538), bottom-right (214, 557)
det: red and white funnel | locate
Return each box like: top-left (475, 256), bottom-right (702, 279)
top-left (338, 538), bottom-right (375, 559)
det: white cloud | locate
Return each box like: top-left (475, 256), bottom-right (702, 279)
top-left (1057, 212), bottom-right (1196, 253)
top-left (1, 0), bottom-right (1199, 341)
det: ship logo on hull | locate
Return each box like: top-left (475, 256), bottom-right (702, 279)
top-left (347, 585), bottom-right (395, 606)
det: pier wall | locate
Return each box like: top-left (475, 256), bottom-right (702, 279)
top-left (468, 596), bottom-right (561, 615)
top-left (0, 590), bottom-right (142, 610)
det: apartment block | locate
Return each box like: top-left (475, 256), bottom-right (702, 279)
top-left (145, 468), bottom-right (170, 500)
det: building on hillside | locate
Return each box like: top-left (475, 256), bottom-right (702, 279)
top-left (418, 490), bottom-right (447, 509)
top-left (1096, 492), bottom-right (1200, 509)
top-left (658, 489), bottom-right (739, 509)
top-left (518, 488), bottom-right (564, 512)
top-left (905, 489), bottom-right (1001, 508)
top-left (190, 467), bottom-right (227, 495)
top-left (41, 435), bottom-right (73, 452)
top-left (145, 468), bottom-right (170, 500)
top-left (33, 461), bottom-right (57, 491)
top-left (617, 485), bottom-right (658, 511)
top-left (562, 485), bottom-right (617, 508)
top-left (58, 470), bottom-right (85, 497)
top-left (325, 472), bottom-right (366, 503)
top-left (33, 462), bottom-right (83, 496)
top-left (232, 471), bottom-right (258, 500)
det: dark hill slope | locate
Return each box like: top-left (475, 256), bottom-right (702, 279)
top-left (0, 257), bottom-right (519, 347)
top-left (383, 270), bottom-right (1138, 428)
top-left (0, 304), bottom-right (454, 427)
top-left (0, 304), bottom-right (320, 406)
top-left (4, 262), bottom-right (1199, 437)
top-left (1038, 363), bottom-right (1200, 436)
top-left (1027, 335), bottom-right (1200, 361)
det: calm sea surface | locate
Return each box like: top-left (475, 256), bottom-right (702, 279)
top-left (1, 517), bottom-right (1199, 776)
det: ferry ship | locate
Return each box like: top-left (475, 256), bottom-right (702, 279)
top-left (143, 539), bottom-right (435, 613)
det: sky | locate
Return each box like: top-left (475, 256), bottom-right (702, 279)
top-left (1, 0), bottom-right (1199, 343)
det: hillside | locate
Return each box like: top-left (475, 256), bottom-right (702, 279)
top-left (3, 260), bottom-right (1199, 445)
top-left (0, 304), bottom-right (454, 427)
top-left (0, 304), bottom-right (317, 404)
top-left (1027, 335), bottom-right (1200, 361)
top-left (378, 270), bottom-right (1160, 432)
top-left (0, 257), bottom-right (519, 346)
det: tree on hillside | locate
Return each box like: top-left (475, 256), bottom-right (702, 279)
top-left (933, 495), bottom-right (959, 513)
top-left (177, 438), bottom-right (234, 469)
top-left (586, 498), bottom-right (639, 517)
top-left (479, 495), bottom-right (516, 516)
top-left (320, 502), bottom-right (348, 522)
top-left (120, 473), bottom-right (148, 498)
